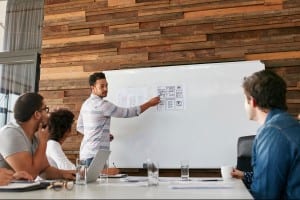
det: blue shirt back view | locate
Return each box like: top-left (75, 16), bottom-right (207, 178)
top-left (251, 109), bottom-right (300, 199)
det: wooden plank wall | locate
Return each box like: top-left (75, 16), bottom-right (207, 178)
top-left (41, 0), bottom-right (300, 163)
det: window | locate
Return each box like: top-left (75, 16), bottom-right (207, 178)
top-left (0, 0), bottom-right (43, 127)
top-left (0, 0), bottom-right (7, 52)
top-left (0, 51), bottom-right (40, 126)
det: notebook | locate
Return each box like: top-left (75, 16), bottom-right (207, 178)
top-left (0, 181), bottom-right (50, 192)
top-left (86, 149), bottom-right (111, 183)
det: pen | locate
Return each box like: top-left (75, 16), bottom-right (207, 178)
top-left (11, 180), bottom-right (34, 183)
top-left (201, 179), bottom-right (222, 181)
top-left (113, 162), bottom-right (117, 168)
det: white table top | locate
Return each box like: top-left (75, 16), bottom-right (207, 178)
top-left (0, 177), bottom-right (253, 199)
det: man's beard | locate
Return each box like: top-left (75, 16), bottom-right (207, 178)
top-left (100, 93), bottom-right (107, 98)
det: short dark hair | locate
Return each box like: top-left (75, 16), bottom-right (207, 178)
top-left (48, 108), bottom-right (75, 142)
top-left (89, 72), bottom-right (106, 86)
top-left (14, 92), bottom-right (44, 123)
top-left (242, 70), bottom-right (287, 110)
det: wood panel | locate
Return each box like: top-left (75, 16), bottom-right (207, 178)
top-left (184, 5), bottom-right (282, 19)
top-left (42, 0), bottom-right (300, 163)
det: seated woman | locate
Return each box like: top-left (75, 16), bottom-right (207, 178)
top-left (47, 108), bottom-right (119, 175)
top-left (46, 108), bottom-right (76, 170)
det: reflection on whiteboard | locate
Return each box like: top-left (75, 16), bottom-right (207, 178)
top-left (157, 85), bottom-right (185, 111)
top-left (116, 87), bottom-right (148, 107)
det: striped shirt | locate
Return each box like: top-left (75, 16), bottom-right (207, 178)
top-left (77, 94), bottom-right (141, 160)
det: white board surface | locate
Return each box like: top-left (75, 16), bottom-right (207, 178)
top-left (105, 61), bottom-right (264, 168)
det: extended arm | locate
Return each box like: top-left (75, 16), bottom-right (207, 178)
top-left (101, 96), bottom-right (160, 118)
top-left (140, 96), bottom-right (160, 113)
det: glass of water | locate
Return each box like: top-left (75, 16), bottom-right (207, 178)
top-left (147, 160), bottom-right (159, 186)
top-left (180, 160), bottom-right (189, 181)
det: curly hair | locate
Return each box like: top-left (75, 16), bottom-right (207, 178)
top-left (242, 70), bottom-right (287, 110)
top-left (48, 109), bottom-right (75, 142)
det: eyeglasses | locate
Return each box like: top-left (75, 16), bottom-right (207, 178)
top-left (39, 106), bottom-right (49, 113)
top-left (47, 180), bottom-right (74, 191)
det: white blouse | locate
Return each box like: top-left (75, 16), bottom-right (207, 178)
top-left (46, 140), bottom-right (76, 170)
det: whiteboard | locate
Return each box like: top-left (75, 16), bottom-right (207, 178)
top-left (105, 61), bottom-right (264, 168)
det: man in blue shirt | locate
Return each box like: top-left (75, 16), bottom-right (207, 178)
top-left (231, 70), bottom-right (300, 199)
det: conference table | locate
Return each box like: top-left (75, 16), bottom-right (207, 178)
top-left (0, 177), bottom-right (253, 199)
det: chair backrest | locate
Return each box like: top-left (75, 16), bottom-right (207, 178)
top-left (236, 135), bottom-right (255, 172)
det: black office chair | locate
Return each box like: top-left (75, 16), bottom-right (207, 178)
top-left (236, 135), bottom-right (255, 172)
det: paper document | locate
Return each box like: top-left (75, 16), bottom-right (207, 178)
top-left (169, 182), bottom-right (234, 189)
top-left (120, 176), bottom-right (148, 182)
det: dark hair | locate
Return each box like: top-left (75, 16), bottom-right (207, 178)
top-left (242, 70), bottom-right (287, 110)
top-left (89, 72), bottom-right (106, 86)
top-left (48, 109), bottom-right (75, 142)
top-left (14, 92), bottom-right (44, 123)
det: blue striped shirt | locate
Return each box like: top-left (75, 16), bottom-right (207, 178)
top-left (77, 94), bottom-right (141, 160)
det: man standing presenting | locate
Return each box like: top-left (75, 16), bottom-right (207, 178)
top-left (77, 72), bottom-right (160, 165)
top-left (231, 70), bottom-right (300, 199)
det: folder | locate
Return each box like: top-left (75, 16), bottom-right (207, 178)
top-left (0, 181), bottom-right (50, 192)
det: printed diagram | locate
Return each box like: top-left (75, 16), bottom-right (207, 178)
top-left (157, 85), bottom-right (185, 111)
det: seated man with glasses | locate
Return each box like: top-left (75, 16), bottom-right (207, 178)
top-left (0, 92), bottom-right (75, 181)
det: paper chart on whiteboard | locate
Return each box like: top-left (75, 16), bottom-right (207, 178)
top-left (157, 84), bottom-right (186, 111)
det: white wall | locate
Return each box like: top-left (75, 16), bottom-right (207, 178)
top-left (0, 0), bottom-right (7, 51)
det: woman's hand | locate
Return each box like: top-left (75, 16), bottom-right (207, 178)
top-left (101, 167), bottom-right (120, 175)
top-left (61, 170), bottom-right (76, 180)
